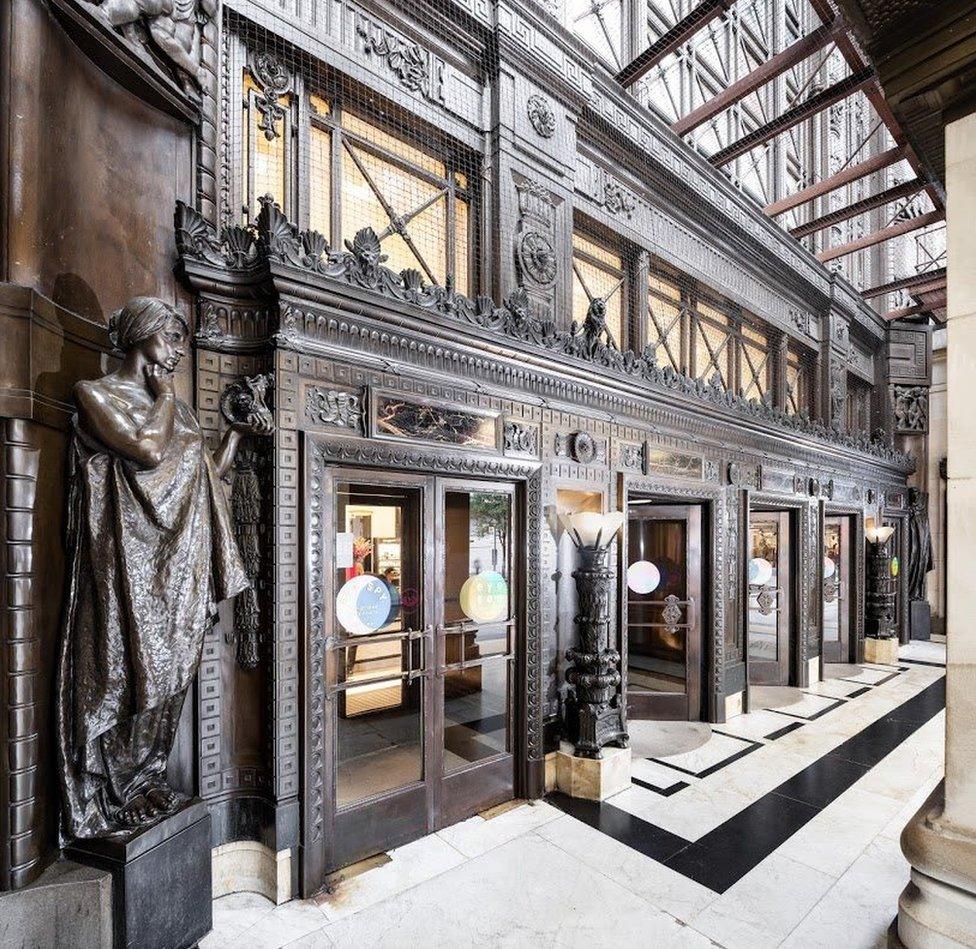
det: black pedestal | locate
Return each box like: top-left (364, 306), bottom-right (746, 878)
top-left (66, 799), bottom-right (212, 949)
top-left (910, 600), bottom-right (932, 641)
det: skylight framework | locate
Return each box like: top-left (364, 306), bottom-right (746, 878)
top-left (568, 0), bottom-right (946, 322)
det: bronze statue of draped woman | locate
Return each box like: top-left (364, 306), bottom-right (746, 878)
top-left (57, 297), bottom-right (272, 840)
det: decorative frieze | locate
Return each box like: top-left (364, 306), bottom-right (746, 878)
top-left (603, 181), bottom-right (636, 218)
top-left (893, 385), bottom-right (928, 434)
top-left (174, 198), bottom-right (913, 469)
top-left (728, 462), bottom-right (762, 490)
top-left (355, 12), bottom-right (445, 103)
top-left (618, 441), bottom-right (644, 471)
top-left (503, 420), bottom-right (538, 456)
top-left (304, 386), bottom-right (363, 433)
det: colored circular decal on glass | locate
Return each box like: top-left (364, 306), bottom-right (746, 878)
top-left (823, 556), bottom-right (837, 580)
top-left (627, 560), bottom-right (661, 594)
top-left (335, 574), bottom-right (393, 635)
top-left (748, 557), bottom-right (774, 586)
top-left (459, 571), bottom-right (509, 623)
top-left (891, 556), bottom-right (900, 578)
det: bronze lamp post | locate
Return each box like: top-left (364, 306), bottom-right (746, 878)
top-left (560, 511), bottom-right (629, 759)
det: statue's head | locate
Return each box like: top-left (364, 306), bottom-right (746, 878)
top-left (110, 297), bottom-right (189, 372)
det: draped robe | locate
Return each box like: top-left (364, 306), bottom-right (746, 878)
top-left (57, 392), bottom-right (248, 839)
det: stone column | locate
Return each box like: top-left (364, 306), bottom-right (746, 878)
top-left (896, 109), bottom-right (976, 947)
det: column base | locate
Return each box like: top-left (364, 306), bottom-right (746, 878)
top-left (555, 741), bottom-right (631, 800)
top-left (897, 781), bottom-right (976, 947)
top-left (865, 636), bottom-right (900, 665)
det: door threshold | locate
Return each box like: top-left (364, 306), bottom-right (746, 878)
top-left (479, 798), bottom-right (524, 820)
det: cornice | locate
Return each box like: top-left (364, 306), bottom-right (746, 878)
top-left (174, 198), bottom-right (914, 475)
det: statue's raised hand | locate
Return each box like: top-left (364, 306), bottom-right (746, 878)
top-left (145, 364), bottom-right (176, 399)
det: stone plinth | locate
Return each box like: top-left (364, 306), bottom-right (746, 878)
top-left (555, 742), bottom-right (631, 800)
top-left (865, 636), bottom-right (899, 665)
top-left (0, 859), bottom-right (112, 949)
top-left (66, 799), bottom-right (212, 949)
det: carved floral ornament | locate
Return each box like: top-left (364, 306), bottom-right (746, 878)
top-left (526, 93), bottom-right (556, 138)
top-left (250, 53), bottom-right (290, 141)
top-left (173, 197), bottom-right (913, 470)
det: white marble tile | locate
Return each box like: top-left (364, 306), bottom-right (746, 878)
top-left (320, 833), bottom-right (714, 948)
top-left (281, 930), bottom-right (336, 948)
top-left (435, 799), bottom-right (563, 859)
top-left (612, 778), bottom-right (755, 841)
top-left (536, 814), bottom-right (718, 923)
top-left (899, 640), bottom-right (947, 664)
top-left (315, 832), bottom-right (465, 922)
top-left (805, 677), bottom-right (870, 699)
top-left (880, 770), bottom-right (943, 840)
top-left (651, 730), bottom-right (758, 776)
top-left (781, 836), bottom-right (910, 949)
top-left (857, 716), bottom-right (946, 803)
top-left (766, 692), bottom-right (844, 720)
top-left (211, 891), bottom-right (276, 936)
top-left (631, 756), bottom-right (698, 789)
top-left (690, 851), bottom-right (836, 949)
top-left (837, 667), bottom-right (900, 686)
top-left (719, 708), bottom-right (798, 741)
top-left (776, 786), bottom-right (905, 878)
top-left (239, 896), bottom-right (331, 948)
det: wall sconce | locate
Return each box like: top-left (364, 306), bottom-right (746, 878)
top-left (866, 523), bottom-right (896, 545)
top-left (560, 509), bottom-right (628, 759)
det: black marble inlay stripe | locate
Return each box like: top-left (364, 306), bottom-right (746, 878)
top-left (847, 686), bottom-right (871, 698)
top-left (764, 721), bottom-right (804, 741)
top-left (632, 777), bottom-right (690, 797)
top-left (768, 696), bottom-right (846, 722)
top-left (651, 733), bottom-right (762, 779)
top-left (549, 792), bottom-right (690, 862)
top-left (549, 676), bottom-right (945, 895)
top-left (900, 659), bottom-right (946, 669)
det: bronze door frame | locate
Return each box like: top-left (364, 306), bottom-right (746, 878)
top-left (822, 514), bottom-right (853, 664)
top-left (308, 464), bottom-right (523, 882)
top-left (621, 495), bottom-right (705, 722)
top-left (746, 508), bottom-right (794, 686)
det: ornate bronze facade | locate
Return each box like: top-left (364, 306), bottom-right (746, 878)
top-left (0, 0), bottom-right (925, 903)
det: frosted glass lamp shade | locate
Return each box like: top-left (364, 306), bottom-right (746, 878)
top-left (866, 524), bottom-right (895, 545)
top-left (559, 510), bottom-right (625, 548)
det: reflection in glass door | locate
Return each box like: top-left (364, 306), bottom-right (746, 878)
top-left (437, 483), bottom-right (516, 827)
top-left (747, 511), bottom-right (792, 685)
top-left (324, 471), bottom-right (518, 872)
top-left (625, 499), bottom-right (702, 721)
top-left (823, 516), bottom-right (852, 664)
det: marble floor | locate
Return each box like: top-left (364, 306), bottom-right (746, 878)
top-left (204, 640), bottom-right (946, 949)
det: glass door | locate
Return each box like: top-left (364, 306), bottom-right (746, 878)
top-left (329, 474), bottom-right (430, 868)
top-left (323, 470), bottom-right (517, 872)
top-left (747, 511), bottom-right (793, 685)
top-left (435, 481), bottom-right (517, 827)
top-left (823, 516), bottom-right (852, 663)
top-left (624, 499), bottom-right (703, 721)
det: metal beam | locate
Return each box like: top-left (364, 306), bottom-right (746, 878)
top-left (806, 0), bottom-right (945, 213)
top-left (862, 267), bottom-right (946, 300)
top-left (881, 304), bottom-right (928, 321)
top-left (672, 21), bottom-right (843, 137)
top-left (817, 209), bottom-right (944, 262)
top-left (709, 67), bottom-right (876, 167)
top-left (764, 145), bottom-right (906, 216)
top-left (616, 0), bottom-right (732, 88)
top-left (789, 178), bottom-right (925, 238)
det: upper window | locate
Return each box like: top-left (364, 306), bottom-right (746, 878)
top-left (785, 346), bottom-right (813, 416)
top-left (240, 70), bottom-right (476, 296)
top-left (572, 231), bottom-right (626, 349)
top-left (847, 377), bottom-right (872, 435)
top-left (644, 268), bottom-right (773, 401)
